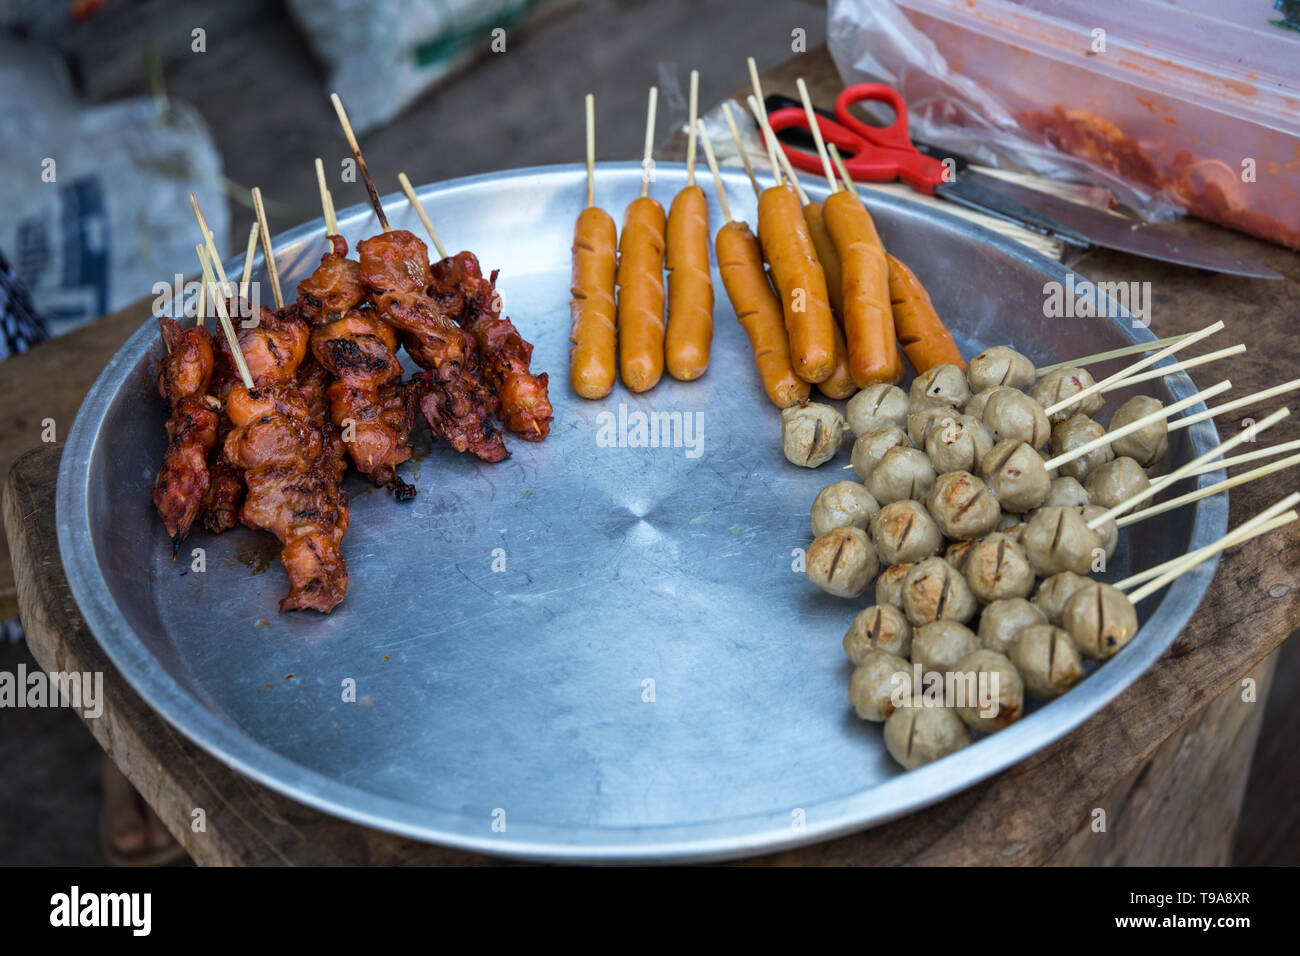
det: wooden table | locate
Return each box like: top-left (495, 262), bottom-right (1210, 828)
top-left (4, 47), bottom-right (1298, 865)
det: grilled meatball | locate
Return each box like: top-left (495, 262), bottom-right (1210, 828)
top-left (867, 446), bottom-right (937, 504)
top-left (963, 532), bottom-right (1035, 603)
top-left (1010, 625), bottom-right (1085, 699)
top-left (977, 597), bottom-right (1048, 655)
top-left (874, 563), bottom-right (911, 607)
top-left (1020, 505), bottom-right (1103, 577)
top-left (912, 620), bottom-right (980, 677)
top-left (967, 345), bottom-right (1036, 392)
top-left (1049, 414), bottom-right (1114, 481)
top-left (1032, 570), bottom-right (1089, 625)
top-left (954, 649), bottom-right (1025, 733)
top-left (1108, 394), bottom-right (1168, 468)
top-left (851, 426), bottom-right (911, 481)
top-left (805, 527), bottom-right (879, 598)
top-left (1031, 366), bottom-right (1105, 424)
top-left (846, 383), bottom-right (910, 436)
top-left (945, 539), bottom-right (977, 575)
top-left (910, 364), bottom-right (971, 410)
top-left (982, 388), bottom-right (1051, 448)
top-left (965, 385), bottom-right (1016, 422)
top-left (901, 557), bottom-right (978, 626)
top-left (907, 405), bottom-right (951, 448)
top-left (926, 471), bottom-right (1000, 541)
top-left (884, 705), bottom-right (973, 770)
top-left (844, 604), bottom-right (913, 664)
top-left (848, 649), bottom-right (913, 721)
top-left (1078, 504), bottom-right (1118, 561)
top-left (1084, 456), bottom-right (1150, 510)
top-left (810, 481), bottom-right (880, 537)
top-left (871, 500), bottom-right (944, 565)
top-left (980, 439), bottom-right (1051, 513)
top-left (1063, 582), bottom-right (1139, 660)
top-left (1044, 475), bottom-right (1091, 508)
top-left (782, 403), bottom-right (845, 467)
top-left (925, 413), bottom-right (993, 474)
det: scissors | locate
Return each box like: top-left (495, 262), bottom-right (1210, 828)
top-left (765, 85), bottom-right (1090, 246)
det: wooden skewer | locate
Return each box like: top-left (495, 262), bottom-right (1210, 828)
top-left (1043, 379), bottom-right (1232, 471)
top-left (749, 95), bottom-right (808, 204)
top-left (720, 101), bottom-right (760, 199)
top-left (197, 245), bottom-right (254, 389)
top-left (686, 70), bottom-right (699, 187)
top-left (188, 193), bottom-right (232, 299)
top-left (1036, 332), bottom-right (1194, 377)
top-left (795, 77), bottom-right (837, 194)
top-left (1087, 405), bottom-right (1291, 528)
top-left (1168, 377), bottom-right (1300, 433)
top-left (397, 172), bottom-right (447, 259)
top-left (696, 120), bottom-right (732, 223)
top-left (1180, 437), bottom-right (1300, 478)
top-left (1116, 450), bottom-right (1300, 530)
top-left (250, 187), bottom-right (284, 310)
top-left (584, 93), bottom-right (597, 208)
top-left (1122, 514), bottom-right (1298, 592)
top-left (330, 92), bottom-right (390, 232)
top-left (1097, 344), bottom-right (1245, 393)
top-left (314, 158), bottom-right (340, 236)
top-left (192, 243), bottom-right (209, 329)
top-left (1125, 500), bottom-right (1300, 603)
top-left (747, 95), bottom-right (790, 191)
top-left (827, 143), bottom-right (859, 199)
top-left (239, 221), bottom-right (260, 301)
top-left (1116, 492), bottom-right (1300, 590)
top-left (1044, 320), bottom-right (1224, 417)
top-left (639, 86), bottom-right (658, 198)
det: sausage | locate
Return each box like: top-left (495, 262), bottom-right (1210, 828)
top-left (823, 191), bottom-right (903, 387)
top-left (664, 185), bottom-right (714, 381)
top-left (569, 206), bottom-right (619, 399)
top-left (886, 252), bottom-right (965, 374)
top-left (818, 320), bottom-right (858, 400)
top-left (715, 220), bottom-right (810, 408)
top-left (616, 196), bottom-right (666, 392)
top-left (757, 184), bottom-right (837, 383)
top-left (803, 202), bottom-right (844, 319)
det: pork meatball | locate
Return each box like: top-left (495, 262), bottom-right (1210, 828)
top-left (848, 650), bottom-right (913, 722)
top-left (1049, 414), bottom-right (1114, 481)
top-left (782, 403), bottom-right (845, 467)
top-left (980, 439), bottom-right (1051, 513)
top-left (944, 540), bottom-right (977, 575)
top-left (810, 481), bottom-right (880, 538)
top-left (867, 446), bottom-right (937, 504)
top-left (910, 363), bottom-right (971, 409)
top-left (954, 649), bottom-right (1025, 733)
top-left (926, 471), bottom-right (1001, 541)
top-left (977, 597), bottom-right (1048, 655)
top-left (1063, 582), bottom-right (1139, 661)
top-left (1031, 366), bottom-right (1105, 424)
top-left (1010, 625), bottom-right (1085, 699)
top-left (884, 705), bottom-right (973, 770)
top-left (912, 620), bottom-right (980, 677)
top-left (845, 383), bottom-right (909, 436)
top-left (982, 388), bottom-right (1051, 448)
top-left (850, 426), bottom-right (911, 481)
top-left (1108, 394), bottom-right (1169, 468)
top-left (1031, 570), bottom-right (1089, 625)
top-left (871, 500), bottom-right (944, 565)
top-left (965, 385), bottom-right (1017, 422)
top-left (1043, 476), bottom-right (1091, 509)
top-left (844, 604), bottom-right (913, 664)
top-left (907, 405), bottom-right (950, 448)
top-left (925, 413), bottom-right (993, 474)
top-left (901, 557), bottom-right (978, 626)
top-left (1078, 504), bottom-right (1118, 561)
top-left (875, 563), bottom-right (913, 607)
top-left (967, 345), bottom-right (1036, 392)
top-left (1084, 456), bottom-right (1150, 510)
top-left (805, 527), bottom-right (879, 599)
top-left (1020, 505), bottom-right (1103, 577)
top-left (963, 532), bottom-right (1035, 604)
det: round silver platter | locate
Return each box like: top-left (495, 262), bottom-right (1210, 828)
top-left (56, 162), bottom-right (1227, 863)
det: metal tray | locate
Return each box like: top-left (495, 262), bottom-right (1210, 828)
top-left (56, 163), bottom-right (1227, 863)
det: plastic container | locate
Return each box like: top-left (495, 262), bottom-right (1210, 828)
top-left (889, 0), bottom-right (1300, 248)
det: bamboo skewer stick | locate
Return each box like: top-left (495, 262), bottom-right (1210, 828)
top-left (1117, 451), bottom-right (1300, 529)
top-left (188, 193), bottom-right (232, 300)
top-left (330, 92), bottom-right (389, 232)
top-left (239, 221), bottom-right (260, 301)
top-left (696, 121), bottom-right (731, 223)
top-left (720, 101), bottom-right (760, 198)
top-left (397, 172), bottom-right (447, 259)
top-left (1043, 320), bottom-right (1225, 417)
top-left (250, 187), bottom-right (284, 310)
top-left (796, 77), bottom-right (838, 194)
top-left (197, 246), bottom-right (254, 389)
top-left (746, 95), bottom-right (784, 187)
top-left (584, 93), bottom-right (597, 208)
top-left (1168, 377), bottom-right (1300, 433)
top-left (1036, 333), bottom-right (1194, 377)
top-left (195, 268), bottom-right (205, 330)
top-left (1098, 344), bottom-right (1245, 392)
top-left (1043, 379), bottom-right (1232, 470)
top-left (748, 95), bottom-right (807, 204)
top-left (640, 86), bottom-right (658, 198)
top-left (685, 70), bottom-right (699, 187)
top-left (827, 143), bottom-right (859, 199)
top-left (314, 158), bottom-right (340, 236)
top-left (1179, 438), bottom-right (1300, 478)
top-left (1087, 406), bottom-right (1291, 528)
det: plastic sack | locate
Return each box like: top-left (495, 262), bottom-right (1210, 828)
top-left (286, 0), bottom-right (534, 134)
top-left (826, 0), bottom-right (1180, 220)
top-left (0, 40), bottom-right (228, 338)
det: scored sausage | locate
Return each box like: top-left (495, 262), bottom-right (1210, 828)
top-left (823, 190), bottom-right (902, 387)
top-left (569, 206), bottom-right (619, 399)
top-left (886, 252), bottom-right (964, 374)
top-left (616, 196), bottom-right (666, 392)
top-left (664, 185), bottom-right (713, 381)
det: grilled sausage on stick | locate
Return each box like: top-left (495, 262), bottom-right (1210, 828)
top-left (617, 86), bottom-right (667, 392)
top-left (569, 93), bottom-right (619, 400)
